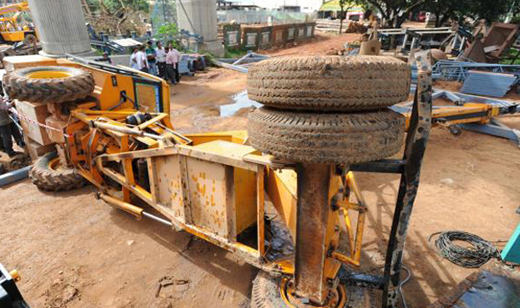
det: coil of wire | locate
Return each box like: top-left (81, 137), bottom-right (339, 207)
top-left (430, 231), bottom-right (500, 268)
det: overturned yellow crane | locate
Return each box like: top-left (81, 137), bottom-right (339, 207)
top-left (3, 52), bottom-right (433, 308)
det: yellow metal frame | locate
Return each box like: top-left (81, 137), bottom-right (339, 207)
top-left (4, 55), bottom-right (373, 281)
top-left (331, 172), bottom-right (367, 267)
top-left (402, 102), bottom-right (500, 130)
top-left (62, 107), bottom-right (371, 275)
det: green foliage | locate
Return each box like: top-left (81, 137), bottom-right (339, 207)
top-left (424, 0), bottom-right (512, 26)
top-left (154, 23), bottom-right (182, 50)
top-left (356, 0), bottom-right (514, 27)
top-left (467, 0), bottom-right (511, 22)
top-left (157, 23), bottom-right (178, 36)
top-left (224, 48), bottom-right (248, 59)
top-left (86, 0), bottom-right (150, 14)
top-left (355, 0), bottom-right (426, 27)
top-left (500, 48), bottom-right (520, 64)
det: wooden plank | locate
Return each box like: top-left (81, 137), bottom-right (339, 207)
top-left (14, 100), bottom-right (53, 146)
top-left (24, 136), bottom-right (55, 160)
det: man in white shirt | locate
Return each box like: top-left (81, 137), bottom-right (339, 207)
top-left (155, 41), bottom-right (166, 79)
top-left (136, 45), bottom-right (149, 73)
top-left (129, 47), bottom-right (139, 70)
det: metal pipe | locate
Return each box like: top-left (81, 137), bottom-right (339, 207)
top-left (0, 166), bottom-right (30, 187)
top-left (91, 121), bottom-right (164, 140)
top-left (294, 163), bottom-right (333, 305)
top-left (156, 123), bottom-right (193, 144)
top-left (97, 193), bottom-right (174, 227)
top-left (142, 212), bottom-right (173, 227)
top-left (97, 193), bottom-right (143, 219)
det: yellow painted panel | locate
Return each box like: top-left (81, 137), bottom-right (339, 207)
top-left (187, 157), bottom-right (230, 237)
top-left (266, 168), bottom-right (297, 240)
top-left (234, 167), bottom-right (257, 234)
top-left (134, 82), bottom-right (159, 112)
top-left (185, 130), bottom-right (249, 145)
top-left (192, 140), bottom-right (257, 159)
top-left (99, 74), bottom-right (136, 111)
top-left (1, 31), bottom-right (24, 41)
top-left (151, 155), bottom-right (184, 218)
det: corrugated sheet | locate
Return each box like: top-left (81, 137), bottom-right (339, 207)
top-left (460, 71), bottom-right (517, 97)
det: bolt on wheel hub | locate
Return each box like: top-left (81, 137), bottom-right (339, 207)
top-left (280, 278), bottom-right (347, 308)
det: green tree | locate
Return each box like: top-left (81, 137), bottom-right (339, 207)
top-left (356, 0), bottom-right (428, 28)
top-left (156, 23), bottom-right (181, 49)
top-left (339, 0), bottom-right (356, 34)
top-left (424, 0), bottom-right (512, 26)
top-left (157, 23), bottom-right (177, 38)
top-left (322, 0), bottom-right (361, 33)
top-left (467, 0), bottom-right (511, 23)
top-left (86, 0), bottom-right (150, 14)
top-left (423, 0), bottom-right (463, 27)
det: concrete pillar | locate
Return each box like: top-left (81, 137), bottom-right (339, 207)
top-left (176, 0), bottom-right (224, 56)
top-left (27, 0), bottom-right (92, 56)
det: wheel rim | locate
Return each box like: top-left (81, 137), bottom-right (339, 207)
top-left (280, 277), bottom-right (347, 308)
top-left (48, 157), bottom-right (60, 170)
top-left (25, 34), bottom-right (37, 45)
top-left (26, 71), bottom-right (73, 79)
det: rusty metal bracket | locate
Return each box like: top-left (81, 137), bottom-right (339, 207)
top-left (337, 51), bottom-right (433, 308)
top-left (382, 51), bottom-right (433, 308)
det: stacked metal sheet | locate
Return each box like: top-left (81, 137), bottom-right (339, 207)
top-left (432, 60), bottom-right (520, 82)
top-left (460, 71), bottom-right (518, 97)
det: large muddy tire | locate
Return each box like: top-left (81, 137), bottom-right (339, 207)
top-left (247, 56), bottom-right (410, 111)
top-left (3, 66), bottom-right (95, 103)
top-left (247, 107), bottom-right (405, 164)
top-left (251, 271), bottom-right (375, 308)
top-left (30, 152), bottom-right (86, 192)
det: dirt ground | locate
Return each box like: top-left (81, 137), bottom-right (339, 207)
top-left (1, 33), bottom-right (520, 308)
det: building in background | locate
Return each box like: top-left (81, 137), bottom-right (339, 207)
top-left (217, 0), bottom-right (322, 13)
top-left (318, 0), bottom-right (364, 21)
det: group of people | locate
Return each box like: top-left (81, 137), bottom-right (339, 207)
top-left (130, 41), bottom-right (182, 85)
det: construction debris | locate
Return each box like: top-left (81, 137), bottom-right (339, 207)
top-left (460, 23), bottom-right (520, 63)
top-left (431, 60), bottom-right (520, 82)
top-left (460, 71), bottom-right (518, 97)
top-left (346, 21), bottom-right (367, 34)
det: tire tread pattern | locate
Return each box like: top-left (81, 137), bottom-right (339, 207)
top-left (247, 107), bottom-right (405, 164)
top-left (247, 56), bottom-right (411, 111)
top-left (30, 152), bottom-right (86, 192)
top-left (3, 66), bottom-right (95, 103)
